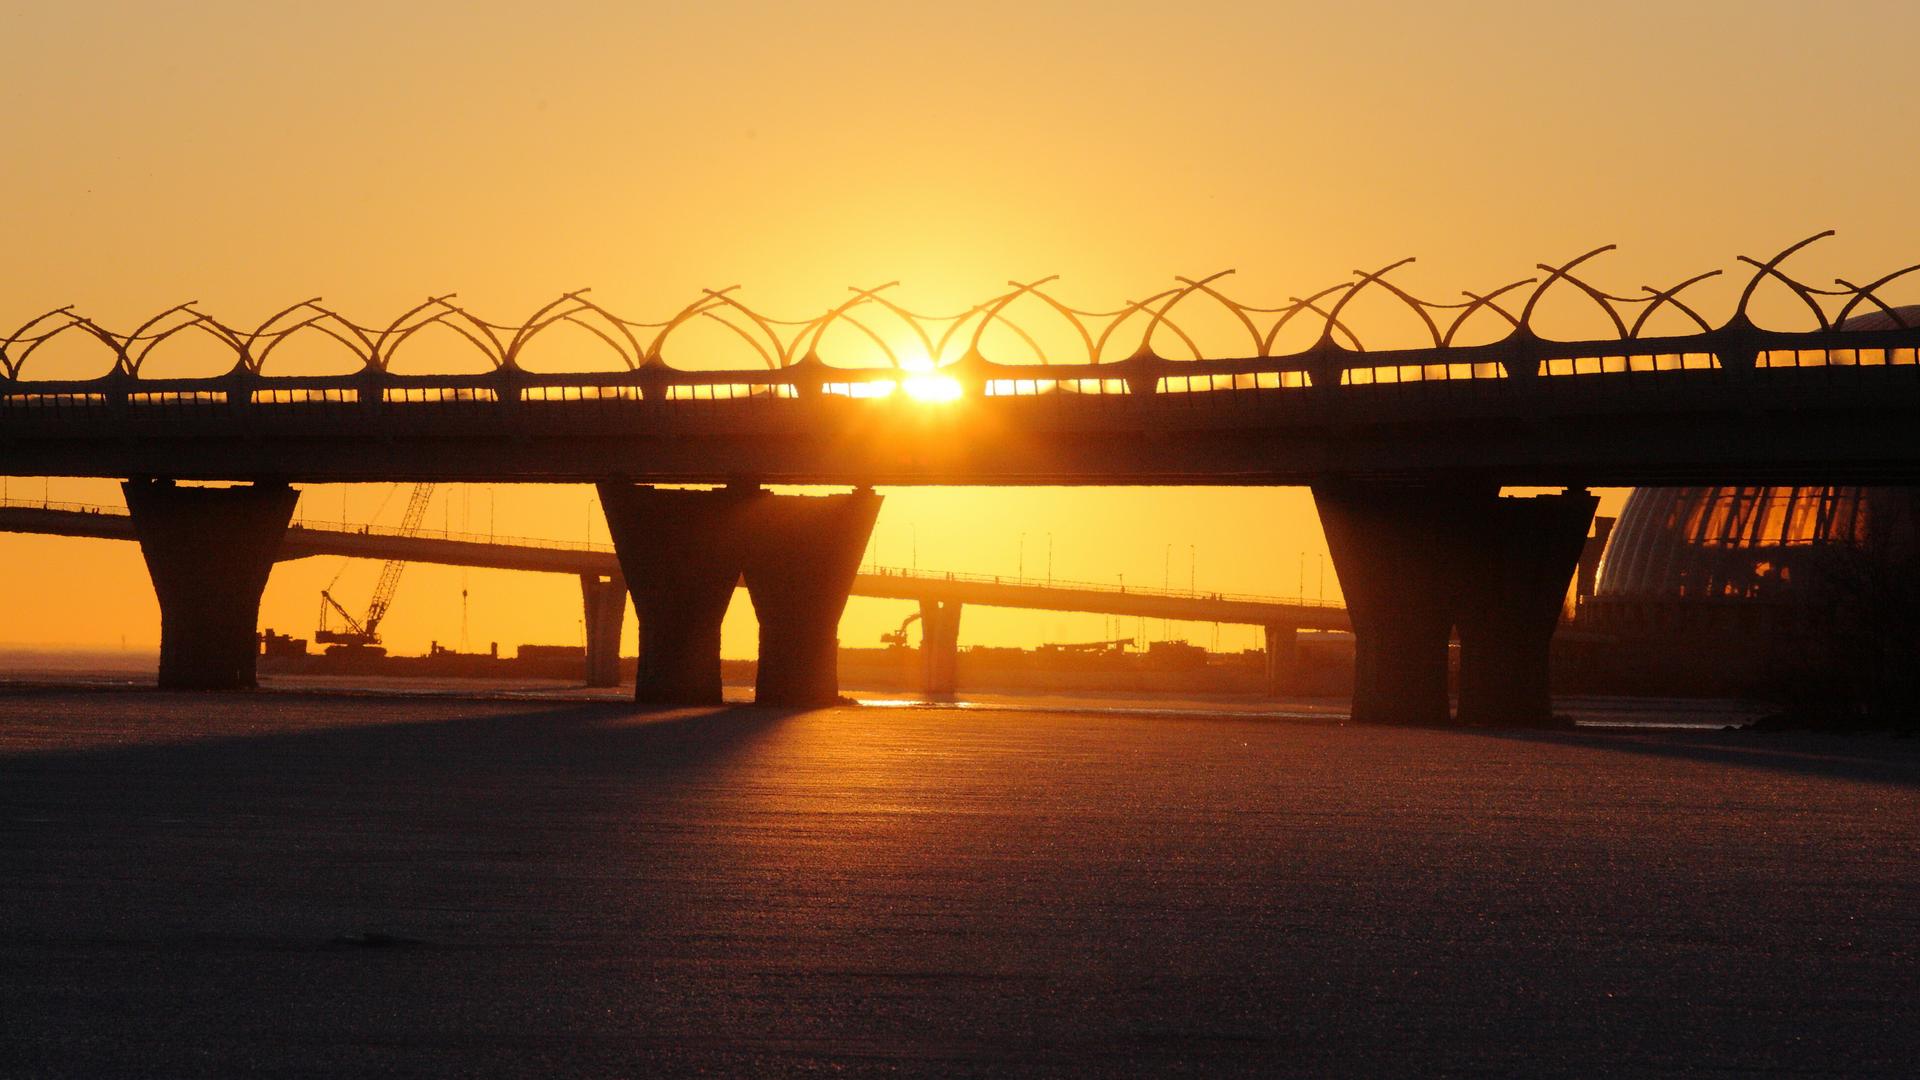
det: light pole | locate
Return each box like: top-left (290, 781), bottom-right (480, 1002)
top-left (1047, 533), bottom-right (1054, 586)
top-left (1018, 532), bottom-right (1025, 583)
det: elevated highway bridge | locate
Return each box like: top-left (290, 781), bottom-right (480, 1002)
top-left (0, 500), bottom-right (1347, 695)
top-left (0, 238), bottom-right (1908, 724)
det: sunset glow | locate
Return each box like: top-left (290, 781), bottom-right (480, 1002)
top-left (1, 0), bottom-right (1916, 665)
top-left (901, 372), bottom-right (964, 403)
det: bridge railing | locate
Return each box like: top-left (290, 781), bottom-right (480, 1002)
top-left (11, 235), bottom-right (1920, 413)
top-left (859, 563), bottom-right (1340, 609)
top-left (0, 497), bottom-right (125, 516)
top-left (4, 329), bottom-right (1918, 421)
top-left (283, 517), bottom-right (619, 554)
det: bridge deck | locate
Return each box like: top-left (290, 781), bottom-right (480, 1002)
top-left (3, 340), bottom-right (1920, 484)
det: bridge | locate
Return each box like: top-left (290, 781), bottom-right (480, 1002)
top-left (0, 500), bottom-right (1345, 695)
top-left (1, 237), bottom-right (1911, 724)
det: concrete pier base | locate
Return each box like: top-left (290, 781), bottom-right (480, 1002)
top-left (597, 483), bottom-right (881, 708)
top-left (123, 480), bottom-right (299, 690)
top-left (596, 484), bottom-right (747, 706)
top-left (742, 490), bottom-right (883, 708)
top-left (919, 600), bottom-right (962, 698)
top-left (1314, 483), bottom-right (1489, 726)
top-left (1314, 482), bottom-right (1596, 727)
top-left (1262, 624), bottom-right (1296, 698)
top-left (580, 572), bottom-right (627, 688)
top-left (1454, 491), bottom-right (1599, 727)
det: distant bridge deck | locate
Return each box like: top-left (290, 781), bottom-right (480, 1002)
top-left (0, 502), bottom-right (1349, 631)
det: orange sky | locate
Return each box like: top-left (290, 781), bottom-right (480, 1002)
top-left (4, 1), bottom-right (1920, 659)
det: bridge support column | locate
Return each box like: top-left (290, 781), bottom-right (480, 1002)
top-left (123, 480), bottom-right (299, 690)
top-left (1262, 624), bottom-right (1296, 698)
top-left (596, 484), bottom-right (748, 706)
top-left (742, 489), bottom-right (883, 708)
top-left (919, 599), bottom-right (962, 698)
top-left (1454, 491), bottom-right (1598, 727)
top-left (1315, 482), bottom-right (1598, 727)
top-left (580, 572), bottom-right (627, 688)
top-left (1313, 482), bottom-right (1494, 726)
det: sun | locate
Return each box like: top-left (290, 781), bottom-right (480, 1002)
top-left (897, 355), bottom-right (963, 403)
top-left (901, 371), bottom-right (963, 402)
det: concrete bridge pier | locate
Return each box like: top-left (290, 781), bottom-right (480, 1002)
top-left (596, 484), bottom-right (746, 705)
top-left (579, 571), bottom-right (627, 688)
top-left (1262, 624), bottom-right (1296, 698)
top-left (1313, 482), bottom-right (1485, 726)
top-left (597, 483), bottom-right (881, 708)
top-left (1454, 491), bottom-right (1599, 727)
top-left (1314, 482), bottom-right (1597, 726)
top-left (741, 489), bottom-right (883, 707)
top-left (919, 599), bottom-right (962, 698)
top-left (123, 479), bottom-right (300, 690)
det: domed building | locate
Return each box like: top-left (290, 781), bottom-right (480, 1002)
top-left (1579, 485), bottom-right (1920, 693)
top-left (1577, 309), bottom-right (1920, 694)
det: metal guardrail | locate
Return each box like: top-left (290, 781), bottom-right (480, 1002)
top-left (0, 498), bottom-right (118, 515)
top-left (284, 516), bottom-right (617, 554)
top-left (857, 564), bottom-right (1338, 609)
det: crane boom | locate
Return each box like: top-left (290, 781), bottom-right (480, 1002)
top-left (363, 483), bottom-right (435, 635)
top-left (314, 483), bottom-right (435, 650)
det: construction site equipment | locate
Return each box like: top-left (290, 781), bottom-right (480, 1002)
top-left (316, 483), bottom-right (435, 651)
top-left (880, 611), bottom-right (922, 647)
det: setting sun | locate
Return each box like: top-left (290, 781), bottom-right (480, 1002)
top-left (901, 371), bottom-right (964, 402)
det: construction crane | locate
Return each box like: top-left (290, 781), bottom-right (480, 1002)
top-left (316, 483), bottom-right (435, 653)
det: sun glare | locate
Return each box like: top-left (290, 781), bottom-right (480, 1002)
top-left (895, 352), bottom-right (963, 402)
top-left (902, 372), bottom-right (964, 402)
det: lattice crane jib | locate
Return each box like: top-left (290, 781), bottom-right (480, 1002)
top-left (315, 483), bottom-right (435, 648)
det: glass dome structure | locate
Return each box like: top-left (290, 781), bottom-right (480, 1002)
top-left (1595, 486), bottom-right (1910, 601)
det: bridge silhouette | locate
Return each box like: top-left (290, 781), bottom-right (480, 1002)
top-left (2, 236), bottom-right (1912, 723)
top-left (0, 500), bottom-right (1346, 695)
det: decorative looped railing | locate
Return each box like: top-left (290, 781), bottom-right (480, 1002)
top-left (5, 234), bottom-right (1920, 390)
